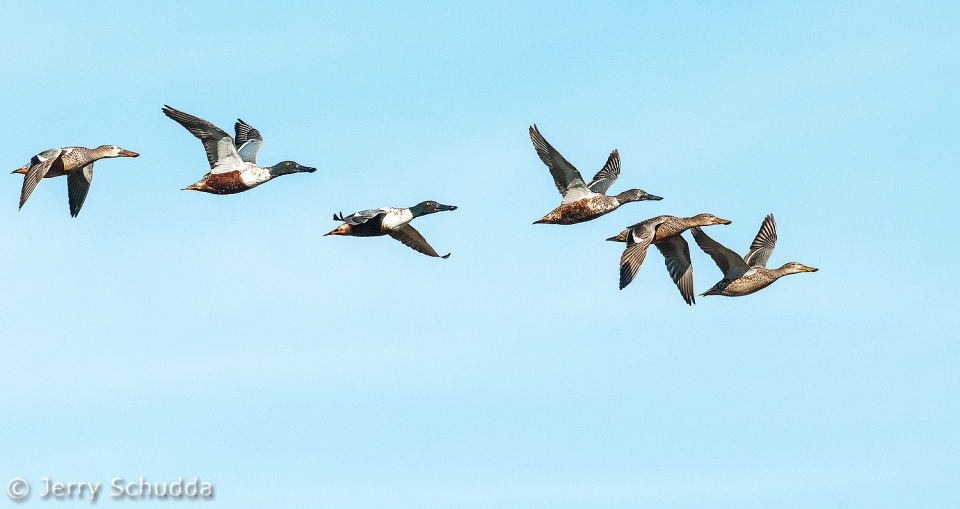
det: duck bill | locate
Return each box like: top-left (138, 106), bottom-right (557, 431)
top-left (642, 193), bottom-right (663, 201)
top-left (715, 218), bottom-right (732, 225)
top-left (800, 266), bottom-right (819, 272)
top-left (118, 149), bottom-right (139, 157)
top-left (437, 203), bottom-right (457, 211)
top-left (299, 166), bottom-right (317, 173)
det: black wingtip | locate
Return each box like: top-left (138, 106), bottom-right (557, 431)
top-left (333, 212), bottom-right (344, 221)
top-left (441, 253), bottom-right (451, 259)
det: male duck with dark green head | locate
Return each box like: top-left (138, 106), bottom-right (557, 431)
top-left (325, 201), bottom-right (457, 258)
top-left (529, 124), bottom-right (662, 225)
top-left (163, 105), bottom-right (316, 194)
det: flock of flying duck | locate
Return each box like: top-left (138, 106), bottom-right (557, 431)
top-left (10, 107), bottom-right (816, 304)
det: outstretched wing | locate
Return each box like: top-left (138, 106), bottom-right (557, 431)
top-left (162, 105), bottom-right (244, 174)
top-left (618, 221), bottom-right (659, 289)
top-left (234, 118), bottom-right (263, 164)
top-left (743, 214), bottom-right (777, 268)
top-left (388, 224), bottom-right (449, 258)
top-left (691, 227), bottom-right (752, 279)
top-left (528, 124), bottom-right (592, 204)
top-left (19, 148), bottom-right (63, 210)
top-left (654, 235), bottom-right (695, 305)
top-left (587, 149), bottom-right (620, 195)
top-left (67, 163), bottom-right (94, 217)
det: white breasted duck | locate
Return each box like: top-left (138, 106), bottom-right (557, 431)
top-left (692, 214), bottom-right (818, 297)
top-left (162, 105), bottom-right (316, 194)
top-left (12, 145), bottom-right (139, 216)
top-left (529, 124), bottom-right (661, 225)
top-left (325, 201), bottom-right (457, 258)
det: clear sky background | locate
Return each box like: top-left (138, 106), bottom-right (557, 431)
top-left (1, 1), bottom-right (957, 507)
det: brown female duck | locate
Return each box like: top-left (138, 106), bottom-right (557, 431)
top-left (12, 145), bottom-right (139, 216)
top-left (528, 125), bottom-right (661, 225)
top-left (607, 213), bottom-right (731, 305)
top-left (691, 214), bottom-right (818, 297)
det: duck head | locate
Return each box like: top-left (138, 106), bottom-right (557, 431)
top-left (688, 213), bottom-right (731, 226)
top-left (410, 200), bottom-right (457, 217)
top-left (777, 262), bottom-right (819, 275)
top-left (269, 161), bottom-right (317, 177)
top-left (97, 145), bottom-right (139, 158)
top-left (614, 189), bottom-right (662, 204)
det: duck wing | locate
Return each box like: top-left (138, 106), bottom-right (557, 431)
top-left (654, 234), bottom-right (695, 305)
top-left (388, 224), bottom-right (450, 258)
top-left (162, 105), bottom-right (244, 174)
top-left (587, 149), bottom-right (620, 195)
top-left (339, 208), bottom-right (389, 225)
top-left (19, 148), bottom-right (63, 210)
top-left (528, 125), bottom-right (592, 204)
top-left (743, 214), bottom-right (777, 268)
top-left (618, 219), bottom-right (661, 289)
top-left (691, 227), bottom-right (752, 279)
top-left (234, 118), bottom-right (263, 164)
top-left (67, 163), bottom-right (94, 217)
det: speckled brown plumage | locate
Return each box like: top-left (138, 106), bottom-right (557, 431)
top-left (610, 213), bottom-right (731, 304)
top-left (12, 145), bottom-right (138, 216)
top-left (691, 215), bottom-right (818, 298)
top-left (535, 195), bottom-right (621, 225)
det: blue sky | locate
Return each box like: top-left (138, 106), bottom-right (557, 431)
top-left (1, 1), bottom-right (958, 507)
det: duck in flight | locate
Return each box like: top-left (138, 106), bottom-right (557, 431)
top-left (528, 124), bottom-right (661, 225)
top-left (12, 145), bottom-right (139, 216)
top-left (691, 214), bottom-right (818, 297)
top-left (162, 105), bottom-right (316, 194)
top-left (325, 201), bottom-right (457, 258)
top-left (607, 214), bottom-right (731, 305)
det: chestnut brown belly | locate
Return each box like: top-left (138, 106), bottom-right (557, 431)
top-left (540, 199), bottom-right (615, 225)
top-left (200, 172), bottom-right (252, 194)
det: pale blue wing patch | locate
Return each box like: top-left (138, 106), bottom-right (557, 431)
top-left (234, 119), bottom-right (263, 164)
top-left (236, 139), bottom-right (262, 164)
top-left (343, 208), bottom-right (388, 225)
top-left (587, 149), bottom-right (620, 195)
